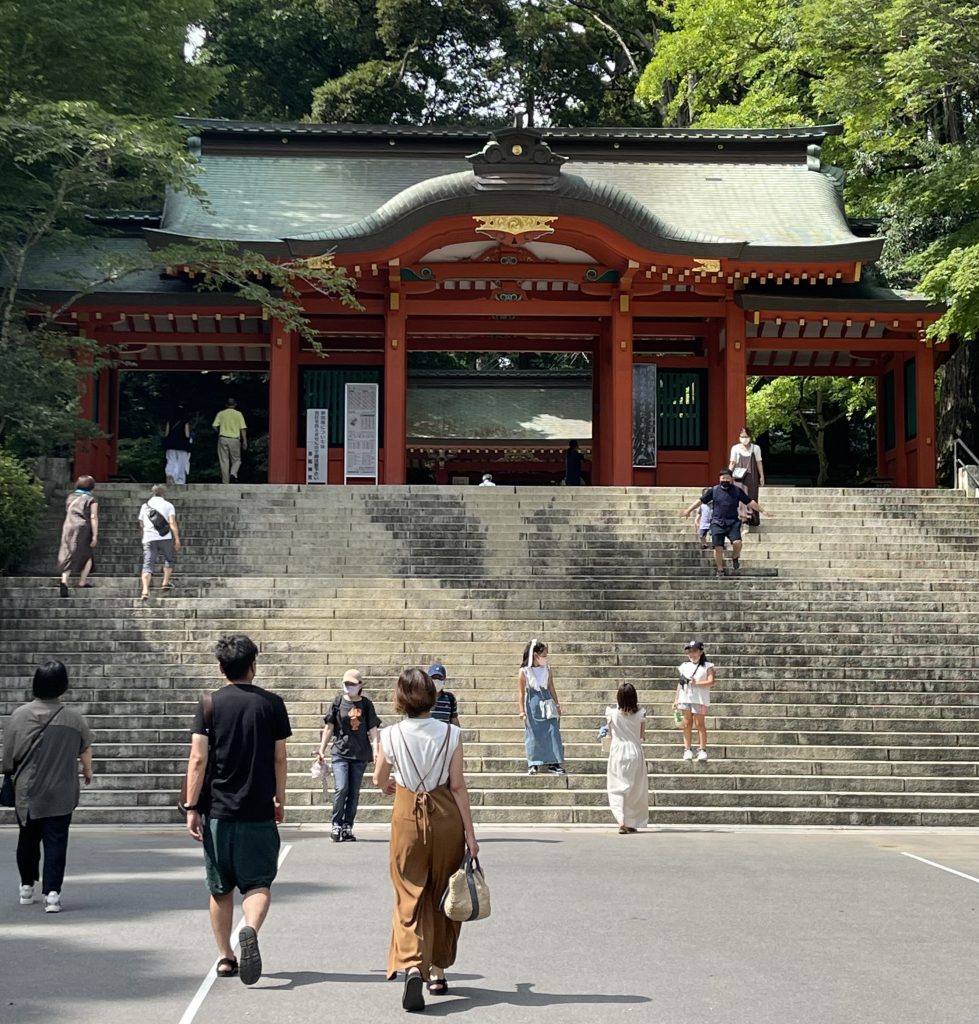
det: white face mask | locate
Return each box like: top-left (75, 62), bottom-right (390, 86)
top-left (344, 684), bottom-right (362, 696)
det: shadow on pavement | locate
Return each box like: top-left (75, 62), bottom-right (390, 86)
top-left (413, 982), bottom-right (651, 1014)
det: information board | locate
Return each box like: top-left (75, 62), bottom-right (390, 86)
top-left (344, 383), bottom-right (379, 482)
top-left (305, 408), bottom-right (329, 484)
top-left (632, 364), bottom-right (658, 468)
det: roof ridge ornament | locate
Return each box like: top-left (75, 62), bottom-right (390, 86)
top-left (467, 127), bottom-right (568, 192)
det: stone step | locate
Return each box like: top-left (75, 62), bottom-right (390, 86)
top-left (83, 753), bottom-right (979, 776)
top-left (7, 804), bottom-right (973, 827)
top-left (8, 483), bottom-right (978, 827)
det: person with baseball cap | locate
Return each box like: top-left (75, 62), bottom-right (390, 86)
top-left (682, 468), bottom-right (772, 577)
top-left (674, 640), bottom-right (716, 762)
top-left (428, 663), bottom-right (460, 726)
top-left (316, 669), bottom-right (381, 842)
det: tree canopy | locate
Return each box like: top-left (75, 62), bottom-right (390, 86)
top-left (198, 0), bottom-right (661, 126)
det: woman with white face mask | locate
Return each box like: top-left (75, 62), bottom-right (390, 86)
top-left (316, 669), bottom-right (381, 842)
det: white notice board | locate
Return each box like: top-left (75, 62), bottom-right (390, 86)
top-left (344, 383), bottom-right (379, 482)
top-left (305, 408), bottom-right (329, 484)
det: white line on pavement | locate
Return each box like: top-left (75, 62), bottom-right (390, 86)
top-left (177, 843), bottom-right (294, 1024)
top-left (901, 852), bottom-right (979, 885)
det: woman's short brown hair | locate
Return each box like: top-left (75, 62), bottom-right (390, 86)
top-left (617, 682), bottom-right (639, 714)
top-left (395, 667), bottom-right (437, 717)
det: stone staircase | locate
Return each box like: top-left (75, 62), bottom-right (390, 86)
top-left (3, 483), bottom-right (978, 828)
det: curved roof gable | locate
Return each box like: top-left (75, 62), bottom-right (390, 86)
top-left (147, 123), bottom-right (883, 263)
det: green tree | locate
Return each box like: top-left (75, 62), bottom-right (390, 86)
top-left (0, 2), bottom-right (358, 460)
top-left (0, 0), bottom-right (222, 116)
top-left (0, 449), bottom-right (45, 572)
top-left (748, 376), bottom-right (876, 485)
top-left (636, 0), bottom-right (979, 336)
top-left (197, 0), bottom-right (383, 120)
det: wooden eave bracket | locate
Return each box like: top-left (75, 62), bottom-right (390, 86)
top-left (388, 258), bottom-right (402, 311)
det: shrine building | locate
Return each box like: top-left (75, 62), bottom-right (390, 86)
top-left (37, 120), bottom-right (946, 486)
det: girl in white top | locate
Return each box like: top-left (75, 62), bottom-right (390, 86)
top-left (605, 683), bottom-right (648, 833)
top-left (674, 640), bottom-right (716, 762)
top-left (374, 668), bottom-right (478, 1010)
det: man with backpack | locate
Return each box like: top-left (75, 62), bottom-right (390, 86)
top-left (138, 484), bottom-right (181, 600)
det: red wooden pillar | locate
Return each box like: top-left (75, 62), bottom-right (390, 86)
top-left (268, 322), bottom-right (298, 484)
top-left (384, 298), bottom-right (408, 484)
top-left (724, 302), bottom-right (747, 450)
top-left (915, 342), bottom-right (937, 488)
top-left (706, 321), bottom-right (726, 473)
top-left (893, 353), bottom-right (907, 486)
top-left (609, 293), bottom-right (633, 485)
top-left (73, 344), bottom-right (112, 480)
top-left (875, 372), bottom-right (887, 479)
top-left (591, 325), bottom-right (609, 484)
top-left (107, 367), bottom-right (120, 478)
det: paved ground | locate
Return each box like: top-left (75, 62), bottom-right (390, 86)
top-left (1, 826), bottom-right (977, 1024)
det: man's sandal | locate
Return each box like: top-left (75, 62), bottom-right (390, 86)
top-left (428, 978), bottom-right (449, 995)
top-left (216, 957), bottom-right (238, 977)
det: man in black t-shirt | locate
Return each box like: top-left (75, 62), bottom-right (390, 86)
top-left (682, 468), bottom-right (772, 577)
top-left (316, 668), bottom-right (381, 843)
top-left (183, 634), bottom-right (292, 986)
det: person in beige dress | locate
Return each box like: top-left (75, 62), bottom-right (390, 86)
top-left (56, 476), bottom-right (98, 596)
top-left (374, 668), bottom-right (479, 1013)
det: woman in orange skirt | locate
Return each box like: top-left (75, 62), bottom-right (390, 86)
top-left (374, 668), bottom-right (479, 1013)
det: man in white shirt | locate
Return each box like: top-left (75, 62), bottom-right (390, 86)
top-left (478, 473), bottom-right (496, 487)
top-left (138, 484), bottom-right (182, 600)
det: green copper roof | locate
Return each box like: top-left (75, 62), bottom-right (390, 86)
top-left (151, 151), bottom-right (875, 261)
top-left (138, 121), bottom-right (883, 261)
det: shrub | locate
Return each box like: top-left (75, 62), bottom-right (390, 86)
top-left (0, 449), bottom-right (45, 573)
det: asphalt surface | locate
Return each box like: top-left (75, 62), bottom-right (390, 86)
top-left (1, 826), bottom-right (977, 1024)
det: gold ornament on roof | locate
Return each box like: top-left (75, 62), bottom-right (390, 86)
top-left (693, 258), bottom-right (721, 273)
top-left (300, 253), bottom-right (337, 271)
top-left (473, 215), bottom-right (558, 245)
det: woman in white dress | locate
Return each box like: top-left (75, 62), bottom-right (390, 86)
top-left (605, 683), bottom-right (648, 834)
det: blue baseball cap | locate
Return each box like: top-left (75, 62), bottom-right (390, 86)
top-left (428, 662), bottom-right (447, 680)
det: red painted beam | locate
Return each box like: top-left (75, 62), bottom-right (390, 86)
top-left (407, 336), bottom-right (596, 352)
top-left (750, 365), bottom-right (876, 377)
top-left (749, 337), bottom-right (922, 352)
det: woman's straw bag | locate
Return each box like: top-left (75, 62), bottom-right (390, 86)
top-left (440, 852), bottom-right (491, 922)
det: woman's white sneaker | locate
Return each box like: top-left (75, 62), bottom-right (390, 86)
top-left (43, 892), bottom-right (61, 913)
top-left (19, 884), bottom-right (35, 905)
top-left (696, 749), bottom-right (709, 762)
top-left (682, 748), bottom-right (694, 761)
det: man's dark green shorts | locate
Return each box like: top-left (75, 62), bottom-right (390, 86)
top-left (202, 818), bottom-right (281, 896)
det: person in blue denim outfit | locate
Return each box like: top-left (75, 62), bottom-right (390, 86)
top-left (316, 669), bottom-right (381, 842)
top-left (518, 639), bottom-right (566, 776)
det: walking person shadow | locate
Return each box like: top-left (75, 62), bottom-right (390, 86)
top-left (258, 972), bottom-right (650, 1012)
top-left (404, 980), bottom-right (650, 1015)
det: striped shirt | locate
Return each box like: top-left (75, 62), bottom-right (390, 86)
top-left (431, 690), bottom-right (458, 723)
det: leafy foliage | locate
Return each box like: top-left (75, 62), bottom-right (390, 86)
top-left (636, 0), bottom-right (979, 338)
top-left (0, 449), bottom-right (45, 573)
top-left (0, 4), bottom-right (357, 460)
top-left (204, 0), bottom-right (662, 125)
top-left (748, 376), bottom-right (876, 485)
top-left (0, 0), bottom-right (222, 116)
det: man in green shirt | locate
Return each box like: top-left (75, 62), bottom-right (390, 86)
top-left (212, 398), bottom-right (248, 484)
